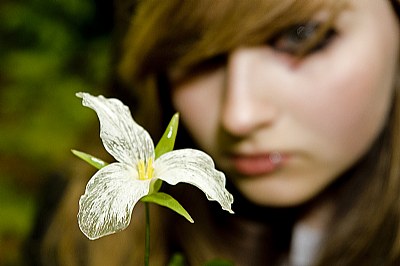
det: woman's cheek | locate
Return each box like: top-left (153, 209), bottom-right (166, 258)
top-left (292, 50), bottom-right (393, 167)
top-left (171, 70), bottom-right (224, 153)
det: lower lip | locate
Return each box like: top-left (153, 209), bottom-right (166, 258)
top-left (231, 153), bottom-right (287, 176)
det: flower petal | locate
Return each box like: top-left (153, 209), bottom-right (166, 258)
top-left (154, 149), bottom-right (234, 213)
top-left (77, 92), bottom-right (154, 166)
top-left (78, 163), bottom-right (151, 240)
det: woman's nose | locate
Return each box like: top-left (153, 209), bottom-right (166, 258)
top-left (221, 48), bottom-right (278, 137)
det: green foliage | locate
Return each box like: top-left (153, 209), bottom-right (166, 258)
top-left (0, 0), bottom-right (113, 264)
top-left (141, 192), bottom-right (194, 223)
top-left (0, 179), bottom-right (36, 237)
top-left (155, 113), bottom-right (180, 159)
top-left (0, 0), bottom-right (112, 170)
top-left (71, 149), bottom-right (108, 169)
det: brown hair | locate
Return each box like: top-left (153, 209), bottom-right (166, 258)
top-left (36, 0), bottom-right (400, 265)
top-left (117, 0), bottom-right (400, 265)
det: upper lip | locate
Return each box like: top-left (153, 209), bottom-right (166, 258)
top-left (220, 139), bottom-right (292, 159)
top-left (230, 152), bottom-right (288, 161)
top-left (224, 146), bottom-right (294, 164)
top-left (226, 148), bottom-right (287, 157)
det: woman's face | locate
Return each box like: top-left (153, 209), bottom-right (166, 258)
top-left (170, 0), bottom-right (400, 206)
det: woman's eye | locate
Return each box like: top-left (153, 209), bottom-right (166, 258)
top-left (183, 54), bottom-right (227, 78)
top-left (169, 54), bottom-right (227, 85)
top-left (269, 22), bottom-right (336, 55)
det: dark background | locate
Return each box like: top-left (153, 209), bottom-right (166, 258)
top-left (0, 0), bottom-right (114, 264)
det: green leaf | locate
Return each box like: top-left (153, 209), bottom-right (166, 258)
top-left (155, 113), bottom-right (179, 159)
top-left (71, 149), bottom-right (108, 169)
top-left (141, 192), bottom-right (194, 223)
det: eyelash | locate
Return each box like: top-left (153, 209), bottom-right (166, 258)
top-left (269, 22), bottom-right (337, 55)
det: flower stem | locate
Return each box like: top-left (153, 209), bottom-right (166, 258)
top-left (144, 202), bottom-right (150, 266)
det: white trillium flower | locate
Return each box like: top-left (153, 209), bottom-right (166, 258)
top-left (76, 92), bottom-right (234, 240)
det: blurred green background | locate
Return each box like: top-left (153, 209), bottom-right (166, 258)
top-left (0, 0), bottom-right (113, 264)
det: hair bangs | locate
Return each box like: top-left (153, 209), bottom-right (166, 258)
top-left (119, 0), bottom-right (346, 86)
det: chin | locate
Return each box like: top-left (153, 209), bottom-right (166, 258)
top-left (234, 178), bottom-right (322, 208)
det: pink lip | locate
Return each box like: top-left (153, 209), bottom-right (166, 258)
top-left (231, 152), bottom-right (288, 176)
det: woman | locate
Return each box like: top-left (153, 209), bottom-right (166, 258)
top-left (35, 0), bottom-right (400, 265)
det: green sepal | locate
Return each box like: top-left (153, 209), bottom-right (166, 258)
top-left (155, 113), bottom-right (179, 159)
top-left (141, 192), bottom-right (194, 223)
top-left (71, 149), bottom-right (108, 169)
top-left (149, 179), bottom-right (163, 194)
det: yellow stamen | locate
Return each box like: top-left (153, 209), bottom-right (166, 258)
top-left (138, 160), bottom-right (146, 180)
top-left (137, 158), bottom-right (154, 180)
top-left (146, 158), bottom-right (154, 179)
